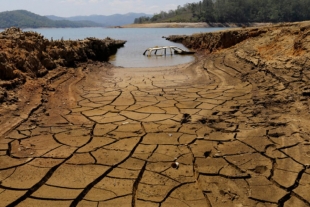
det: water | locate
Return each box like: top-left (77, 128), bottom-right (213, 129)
top-left (1, 27), bottom-right (226, 67)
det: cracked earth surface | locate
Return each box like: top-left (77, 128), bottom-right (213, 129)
top-left (1, 39), bottom-right (310, 207)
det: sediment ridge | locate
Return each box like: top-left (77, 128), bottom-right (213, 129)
top-left (0, 27), bottom-right (125, 138)
top-left (167, 21), bottom-right (310, 53)
top-left (0, 27), bottom-right (126, 101)
top-left (167, 21), bottom-right (310, 105)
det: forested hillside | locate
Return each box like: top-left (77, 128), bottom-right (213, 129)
top-left (134, 0), bottom-right (310, 23)
top-left (0, 10), bottom-right (102, 28)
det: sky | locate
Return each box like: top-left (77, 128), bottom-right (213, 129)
top-left (0, 0), bottom-right (199, 17)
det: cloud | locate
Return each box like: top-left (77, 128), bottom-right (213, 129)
top-left (61, 0), bottom-right (85, 4)
top-left (88, 0), bottom-right (105, 3)
top-left (107, 0), bottom-right (176, 14)
top-left (61, 0), bottom-right (101, 5)
top-left (106, 0), bottom-right (146, 13)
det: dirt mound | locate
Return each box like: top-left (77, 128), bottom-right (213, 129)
top-left (0, 27), bottom-right (126, 101)
top-left (167, 22), bottom-right (310, 54)
top-left (168, 21), bottom-right (310, 101)
top-left (167, 28), bottom-right (267, 52)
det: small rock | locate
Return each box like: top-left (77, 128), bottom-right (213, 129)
top-left (48, 87), bottom-right (55, 91)
top-left (214, 153), bottom-right (222, 157)
top-left (204, 151), bottom-right (211, 157)
top-left (30, 118), bottom-right (37, 122)
top-left (171, 162), bottom-right (179, 169)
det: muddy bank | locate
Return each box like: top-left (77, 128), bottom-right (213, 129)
top-left (166, 27), bottom-right (268, 52)
top-left (167, 21), bottom-right (310, 136)
top-left (167, 21), bottom-right (309, 52)
top-left (0, 27), bottom-right (126, 103)
top-left (0, 27), bottom-right (125, 136)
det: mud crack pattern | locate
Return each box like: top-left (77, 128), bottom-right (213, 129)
top-left (1, 52), bottom-right (310, 207)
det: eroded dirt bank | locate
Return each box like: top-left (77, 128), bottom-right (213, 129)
top-left (0, 22), bottom-right (310, 207)
top-left (0, 27), bottom-right (125, 137)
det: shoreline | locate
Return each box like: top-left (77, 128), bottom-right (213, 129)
top-left (0, 22), bottom-right (276, 30)
top-left (122, 22), bottom-right (274, 28)
top-left (0, 26), bottom-right (105, 30)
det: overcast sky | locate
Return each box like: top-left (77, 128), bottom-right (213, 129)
top-left (0, 0), bottom-right (199, 17)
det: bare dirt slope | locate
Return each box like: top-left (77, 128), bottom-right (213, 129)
top-left (1, 22), bottom-right (310, 207)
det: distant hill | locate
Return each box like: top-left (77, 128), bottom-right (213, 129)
top-left (46, 13), bottom-right (152, 27)
top-left (0, 10), bottom-right (103, 28)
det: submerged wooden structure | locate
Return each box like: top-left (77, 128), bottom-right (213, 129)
top-left (143, 46), bottom-right (195, 56)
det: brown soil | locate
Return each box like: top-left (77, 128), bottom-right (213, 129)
top-left (1, 22), bottom-right (310, 206)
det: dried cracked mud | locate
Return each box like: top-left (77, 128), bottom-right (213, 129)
top-left (1, 36), bottom-right (310, 206)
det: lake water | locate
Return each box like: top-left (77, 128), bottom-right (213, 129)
top-left (1, 27), bottom-right (226, 67)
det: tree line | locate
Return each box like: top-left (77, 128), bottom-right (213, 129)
top-left (134, 0), bottom-right (310, 23)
